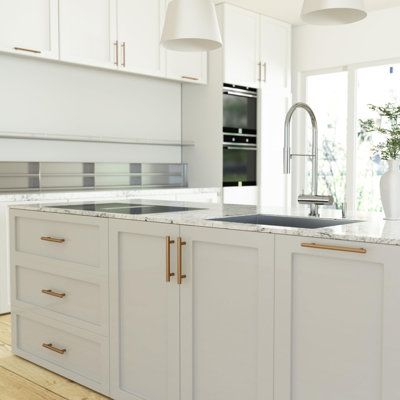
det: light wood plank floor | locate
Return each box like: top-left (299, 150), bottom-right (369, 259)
top-left (0, 314), bottom-right (110, 400)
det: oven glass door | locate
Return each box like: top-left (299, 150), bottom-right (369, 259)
top-left (223, 145), bottom-right (257, 186)
top-left (223, 92), bottom-right (257, 133)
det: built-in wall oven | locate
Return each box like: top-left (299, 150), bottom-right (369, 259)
top-left (223, 83), bottom-right (257, 187)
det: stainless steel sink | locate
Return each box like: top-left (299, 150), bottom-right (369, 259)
top-left (210, 214), bottom-right (360, 229)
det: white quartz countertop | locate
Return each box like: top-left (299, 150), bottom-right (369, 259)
top-left (10, 199), bottom-right (400, 246)
top-left (0, 187), bottom-right (220, 203)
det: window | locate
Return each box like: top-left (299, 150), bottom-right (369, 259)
top-left (305, 71), bottom-right (348, 209)
top-left (301, 61), bottom-right (400, 212)
top-left (356, 64), bottom-right (400, 212)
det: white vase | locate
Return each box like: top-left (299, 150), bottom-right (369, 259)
top-left (380, 159), bottom-right (400, 220)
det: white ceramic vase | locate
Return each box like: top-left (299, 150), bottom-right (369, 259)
top-left (380, 159), bottom-right (400, 220)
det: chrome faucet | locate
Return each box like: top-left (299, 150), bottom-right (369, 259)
top-left (283, 102), bottom-right (333, 217)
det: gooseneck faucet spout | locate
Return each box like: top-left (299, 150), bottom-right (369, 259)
top-left (283, 102), bottom-right (333, 217)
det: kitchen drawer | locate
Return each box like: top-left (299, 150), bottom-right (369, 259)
top-left (13, 311), bottom-right (109, 395)
top-left (14, 265), bottom-right (105, 332)
top-left (11, 210), bottom-right (107, 269)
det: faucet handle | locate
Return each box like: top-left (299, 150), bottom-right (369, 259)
top-left (298, 194), bottom-right (334, 206)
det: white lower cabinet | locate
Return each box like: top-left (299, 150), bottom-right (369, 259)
top-left (12, 211), bottom-right (400, 400)
top-left (109, 219), bottom-right (180, 400)
top-left (109, 221), bottom-right (274, 400)
top-left (180, 226), bottom-right (274, 400)
top-left (275, 235), bottom-right (400, 400)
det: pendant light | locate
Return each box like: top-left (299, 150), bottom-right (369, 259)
top-left (160, 0), bottom-right (222, 52)
top-left (301, 0), bottom-right (367, 25)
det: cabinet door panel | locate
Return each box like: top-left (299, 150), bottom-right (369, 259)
top-left (180, 226), bottom-right (274, 400)
top-left (0, 0), bottom-right (58, 58)
top-left (109, 220), bottom-right (179, 400)
top-left (59, 0), bottom-right (117, 68)
top-left (275, 235), bottom-right (400, 400)
top-left (220, 4), bottom-right (260, 88)
top-left (117, 0), bottom-right (165, 76)
top-left (166, 51), bottom-right (207, 84)
top-left (260, 17), bottom-right (291, 90)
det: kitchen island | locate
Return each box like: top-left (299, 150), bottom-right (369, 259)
top-left (9, 200), bottom-right (400, 400)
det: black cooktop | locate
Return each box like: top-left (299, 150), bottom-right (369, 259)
top-left (53, 202), bottom-right (203, 215)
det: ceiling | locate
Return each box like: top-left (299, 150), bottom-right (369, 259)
top-left (214, 0), bottom-right (400, 25)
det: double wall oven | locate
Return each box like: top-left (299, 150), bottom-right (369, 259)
top-left (223, 83), bottom-right (257, 187)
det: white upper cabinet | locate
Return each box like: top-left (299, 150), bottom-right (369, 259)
top-left (59, 0), bottom-right (117, 68)
top-left (117, 0), bottom-right (165, 77)
top-left (0, 0), bottom-right (58, 59)
top-left (166, 50), bottom-right (207, 84)
top-left (0, 0), bottom-right (207, 84)
top-left (217, 3), bottom-right (291, 90)
top-left (260, 16), bottom-right (291, 90)
top-left (219, 3), bottom-right (260, 88)
top-left (164, 0), bottom-right (207, 84)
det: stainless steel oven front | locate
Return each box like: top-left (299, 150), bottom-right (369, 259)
top-left (223, 84), bottom-right (257, 187)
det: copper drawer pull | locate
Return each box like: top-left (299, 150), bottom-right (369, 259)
top-left (181, 76), bottom-right (199, 81)
top-left (121, 41), bottom-right (126, 67)
top-left (177, 237), bottom-right (187, 285)
top-left (114, 40), bottom-right (119, 66)
top-left (301, 242), bottom-right (367, 254)
top-left (14, 47), bottom-right (41, 54)
top-left (41, 289), bottom-right (66, 299)
top-left (42, 343), bottom-right (66, 355)
top-left (166, 236), bottom-right (175, 282)
top-left (41, 236), bottom-right (65, 244)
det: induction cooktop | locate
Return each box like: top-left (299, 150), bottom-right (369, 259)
top-left (53, 202), bottom-right (203, 215)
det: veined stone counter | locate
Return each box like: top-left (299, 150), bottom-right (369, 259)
top-left (10, 199), bottom-right (400, 246)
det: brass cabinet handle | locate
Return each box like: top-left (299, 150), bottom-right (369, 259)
top-left (181, 76), bottom-right (199, 81)
top-left (166, 236), bottom-right (175, 282)
top-left (263, 62), bottom-right (267, 82)
top-left (41, 289), bottom-right (66, 299)
top-left (301, 242), bottom-right (367, 254)
top-left (40, 236), bottom-right (65, 244)
top-left (42, 343), bottom-right (66, 355)
top-left (114, 40), bottom-right (119, 66)
top-left (14, 47), bottom-right (41, 54)
top-left (121, 42), bottom-right (126, 67)
top-left (177, 237), bottom-right (187, 285)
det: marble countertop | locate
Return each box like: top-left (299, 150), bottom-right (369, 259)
top-left (0, 187), bottom-right (220, 203)
top-left (10, 198), bottom-right (400, 246)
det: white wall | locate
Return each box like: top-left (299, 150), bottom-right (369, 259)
top-left (0, 53), bottom-right (182, 163)
top-left (182, 48), bottom-right (223, 188)
top-left (293, 6), bottom-right (400, 74)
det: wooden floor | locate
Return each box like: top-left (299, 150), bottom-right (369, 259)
top-left (0, 314), bottom-right (109, 400)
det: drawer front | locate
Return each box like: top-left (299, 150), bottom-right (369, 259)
top-left (14, 212), bottom-right (105, 268)
top-left (13, 312), bottom-right (109, 393)
top-left (15, 265), bottom-right (102, 328)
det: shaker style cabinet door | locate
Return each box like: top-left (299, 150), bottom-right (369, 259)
top-left (59, 0), bottom-right (117, 69)
top-left (116, 0), bottom-right (165, 77)
top-left (109, 219), bottom-right (180, 400)
top-left (0, 0), bottom-right (59, 59)
top-left (179, 226), bottom-right (274, 400)
top-left (259, 16), bottom-right (291, 90)
top-left (165, 50), bottom-right (207, 84)
top-left (218, 3), bottom-right (260, 88)
top-left (164, 0), bottom-right (207, 85)
top-left (275, 235), bottom-right (400, 400)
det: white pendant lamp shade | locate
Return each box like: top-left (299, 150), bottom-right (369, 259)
top-left (301, 0), bottom-right (367, 25)
top-left (161, 0), bottom-right (222, 52)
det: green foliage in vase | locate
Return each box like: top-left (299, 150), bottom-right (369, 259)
top-left (359, 103), bottom-right (400, 160)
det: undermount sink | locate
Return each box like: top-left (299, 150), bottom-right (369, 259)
top-left (210, 214), bottom-right (361, 229)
